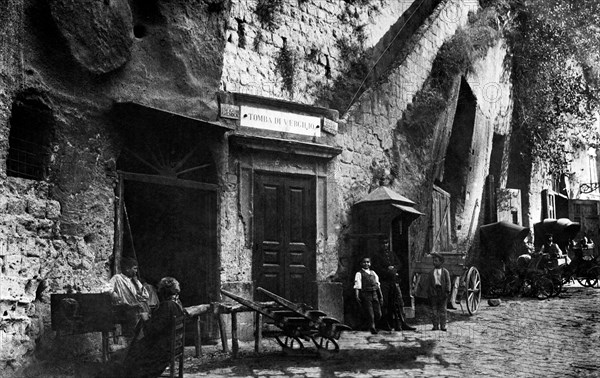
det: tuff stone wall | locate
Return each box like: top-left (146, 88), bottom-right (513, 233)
top-left (0, 180), bottom-right (61, 364)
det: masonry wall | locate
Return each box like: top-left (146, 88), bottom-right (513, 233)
top-left (221, 0), bottom-right (416, 102)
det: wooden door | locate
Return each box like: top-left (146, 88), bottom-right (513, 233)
top-left (431, 185), bottom-right (451, 252)
top-left (253, 172), bottom-right (316, 306)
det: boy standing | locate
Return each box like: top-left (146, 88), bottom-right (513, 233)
top-left (426, 253), bottom-right (451, 331)
top-left (354, 257), bottom-right (383, 334)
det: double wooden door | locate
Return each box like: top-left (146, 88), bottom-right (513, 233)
top-left (253, 172), bottom-right (316, 306)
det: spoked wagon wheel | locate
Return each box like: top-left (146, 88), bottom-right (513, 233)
top-left (583, 266), bottom-right (600, 287)
top-left (465, 267), bottom-right (482, 315)
top-left (534, 276), bottom-right (553, 300)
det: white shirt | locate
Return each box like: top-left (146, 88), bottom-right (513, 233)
top-left (433, 268), bottom-right (442, 286)
top-left (353, 269), bottom-right (380, 290)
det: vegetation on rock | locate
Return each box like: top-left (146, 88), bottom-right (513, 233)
top-left (509, 0), bottom-right (600, 176)
top-left (400, 2), bottom-right (508, 147)
top-left (276, 41), bottom-right (297, 94)
top-left (255, 0), bottom-right (283, 31)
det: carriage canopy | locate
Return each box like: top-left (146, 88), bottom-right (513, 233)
top-left (533, 218), bottom-right (580, 251)
top-left (479, 221), bottom-right (530, 263)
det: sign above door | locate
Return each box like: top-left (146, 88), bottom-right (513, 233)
top-left (240, 105), bottom-right (322, 137)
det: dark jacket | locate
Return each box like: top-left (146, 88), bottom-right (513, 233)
top-left (425, 267), bottom-right (451, 298)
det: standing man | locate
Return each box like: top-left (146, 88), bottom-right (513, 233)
top-left (354, 256), bottom-right (384, 334)
top-left (426, 253), bottom-right (451, 331)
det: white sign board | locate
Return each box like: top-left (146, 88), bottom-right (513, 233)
top-left (240, 105), bottom-right (321, 137)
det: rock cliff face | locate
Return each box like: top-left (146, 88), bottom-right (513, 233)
top-left (48, 0), bottom-right (134, 74)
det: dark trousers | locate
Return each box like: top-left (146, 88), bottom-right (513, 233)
top-left (429, 287), bottom-right (447, 329)
top-left (359, 291), bottom-right (381, 329)
top-left (379, 282), bottom-right (406, 330)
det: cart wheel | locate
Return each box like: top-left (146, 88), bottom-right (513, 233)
top-left (550, 277), bottom-right (563, 297)
top-left (312, 336), bottom-right (339, 352)
top-left (275, 335), bottom-right (304, 350)
top-left (534, 276), bottom-right (553, 300)
top-left (576, 276), bottom-right (589, 287)
top-left (584, 266), bottom-right (600, 287)
top-left (466, 267), bottom-right (481, 315)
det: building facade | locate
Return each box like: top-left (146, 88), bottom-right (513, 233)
top-left (0, 0), bottom-right (519, 372)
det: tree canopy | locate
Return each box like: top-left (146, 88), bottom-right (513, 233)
top-left (510, 0), bottom-right (600, 175)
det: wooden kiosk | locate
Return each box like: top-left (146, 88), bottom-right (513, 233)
top-left (350, 186), bottom-right (423, 318)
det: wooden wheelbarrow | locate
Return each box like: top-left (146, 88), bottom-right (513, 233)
top-left (220, 288), bottom-right (351, 357)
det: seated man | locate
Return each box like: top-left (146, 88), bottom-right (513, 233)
top-left (540, 234), bottom-right (563, 258)
top-left (539, 234), bottom-right (568, 268)
top-left (106, 257), bottom-right (150, 342)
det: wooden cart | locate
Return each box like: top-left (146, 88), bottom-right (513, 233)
top-left (411, 253), bottom-right (481, 315)
top-left (221, 288), bottom-right (350, 357)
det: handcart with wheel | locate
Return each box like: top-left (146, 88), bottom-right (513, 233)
top-left (220, 288), bottom-right (351, 357)
top-left (412, 253), bottom-right (482, 315)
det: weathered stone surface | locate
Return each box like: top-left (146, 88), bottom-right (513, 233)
top-left (26, 198), bottom-right (46, 218)
top-left (49, 0), bottom-right (133, 74)
top-left (46, 201), bottom-right (60, 219)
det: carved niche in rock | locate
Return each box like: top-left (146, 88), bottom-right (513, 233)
top-left (49, 0), bottom-right (133, 74)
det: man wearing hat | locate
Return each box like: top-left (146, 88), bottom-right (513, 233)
top-left (426, 253), bottom-right (451, 331)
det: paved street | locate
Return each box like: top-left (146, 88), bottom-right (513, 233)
top-left (180, 284), bottom-right (600, 378)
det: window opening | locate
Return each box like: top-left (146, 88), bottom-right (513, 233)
top-left (6, 98), bottom-right (52, 180)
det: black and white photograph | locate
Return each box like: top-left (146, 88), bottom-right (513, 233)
top-left (1, 0), bottom-right (599, 377)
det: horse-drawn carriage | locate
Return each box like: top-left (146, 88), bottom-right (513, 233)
top-left (480, 219), bottom-right (573, 299)
top-left (476, 221), bottom-right (558, 299)
top-left (535, 218), bottom-right (600, 288)
top-left (482, 218), bottom-right (600, 298)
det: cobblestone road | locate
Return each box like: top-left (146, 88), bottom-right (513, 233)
top-left (182, 284), bottom-right (600, 378)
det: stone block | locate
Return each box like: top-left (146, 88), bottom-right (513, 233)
top-left (4, 254), bottom-right (23, 276)
top-left (7, 237), bottom-right (25, 256)
top-left (488, 298), bottom-right (501, 307)
top-left (7, 197), bottom-right (26, 215)
top-left (1, 276), bottom-right (34, 302)
top-left (45, 200), bottom-right (61, 220)
top-left (26, 199), bottom-right (46, 218)
top-left (37, 219), bottom-right (55, 238)
top-left (340, 149), bottom-right (353, 164)
top-left (20, 256), bottom-right (41, 278)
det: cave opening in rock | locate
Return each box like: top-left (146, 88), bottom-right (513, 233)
top-left (439, 77), bottom-right (477, 236)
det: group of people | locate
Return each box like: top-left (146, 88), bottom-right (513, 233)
top-left (517, 232), bottom-right (596, 274)
top-left (107, 257), bottom-right (188, 378)
top-left (353, 241), bottom-right (451, 334)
